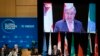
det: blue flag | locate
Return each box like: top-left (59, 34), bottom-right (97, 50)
top-left (70, 34), bottom-right (75, 56)
top-left (42, 34), bottom-right (47, 56)
top-left (87, 3), bottom-right (96, 33)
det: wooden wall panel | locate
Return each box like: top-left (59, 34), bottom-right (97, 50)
top-left (0, 0), bottom-right (15, 17)
top-left (16, 6), bottom-right (37, 17)
top-left (16, 0), bottom-right (37, 5)
top-left (0, 0), bottom-right (37, 17)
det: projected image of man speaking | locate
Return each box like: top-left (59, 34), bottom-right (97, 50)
top-left (54, 3), bottom-right (85, 33)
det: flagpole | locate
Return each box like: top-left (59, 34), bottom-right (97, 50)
top-left (88, 34), bottom-right (92, 53)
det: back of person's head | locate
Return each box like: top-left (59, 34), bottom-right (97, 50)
top-left (14, 44), bottom-right (18, 49)
top-left (3, 44), bottom-right (8, 48)
top-left (34, 48), bottom-right (38, 53)
top-left (12, 48), bottom-right (16, 51)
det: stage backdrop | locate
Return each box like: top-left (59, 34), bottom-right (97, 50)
top-left (0, 18), bottom-right (38, 48)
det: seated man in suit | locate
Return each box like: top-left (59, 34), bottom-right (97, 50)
top-left (52, 45), bottom-right (61, 56)
top-left (8, 48), bottom-right (17, 56)
top-left (54, 3), bottom-right (85, 33)
top-left (8, 44), bottom-right (20, 56)
top-left (1, 44), bottom-right (9, 56)
top-left (31, 48), bottom-right (39, 55)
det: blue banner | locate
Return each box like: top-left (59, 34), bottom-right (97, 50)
top-left (0, 18), bottom-right (38, 48)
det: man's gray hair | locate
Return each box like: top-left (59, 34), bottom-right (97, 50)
top-left (64, 3), bottom-right (76, 13)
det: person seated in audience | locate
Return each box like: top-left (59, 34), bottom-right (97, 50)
top-left (52, 45), bottom-right (61, 56)
top-left (31, 48), bottom-right (39, 55)
top-left (8, 44), bottom-right (21, 56)
top-left (14, 44), bottom-right (18, 54)
top-left (21, 49), bottom-right (31, 56)
top-left (1, 44), bottom-right (9, 56)
top-left (14, 44), bottom-right (22, 56)
top-left (8, 48), bottom-right (17, 56)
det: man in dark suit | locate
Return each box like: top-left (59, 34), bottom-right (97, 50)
top-left (54, 3), bottom-right (85, 33)
top-left (1, 44), bottom-right (9, 56)
top-left (52, 45), bottom-right (61, 56)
